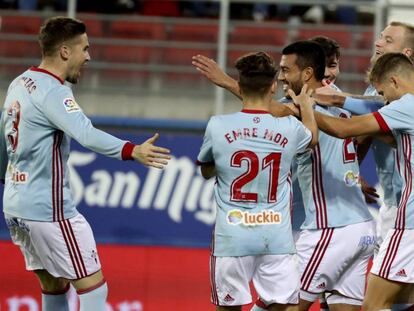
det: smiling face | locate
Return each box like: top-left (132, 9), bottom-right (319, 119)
top-left (371, 25), bottom-right (407, 64)
top-left (278, 54), bottom-right (304, 98)
top-left (64, 33), bottom-right (90, 84)
top-left (324, 55), bottom-right (340, 84)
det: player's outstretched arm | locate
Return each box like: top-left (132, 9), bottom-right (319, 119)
top-left (192, 54), bottom-right (241, 100)
top-left (312, 83), bottom-right (349, 107)
top-left (314, 112), bottom-right (382, 138)
top-left (132, 133), bottom-right (171, 169)
top-left (288, 85), bottom-right (318, 147)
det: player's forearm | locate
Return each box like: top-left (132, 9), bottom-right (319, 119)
top-left (314, 111), bottom-right (352, 139)
top-left (356, 135), bottom-right (373, 164)
top-left (224, 77), bottom-right (242, 101)
top-left (300, 103), bottom-right (318, 147)
top-left (269, 99), bottom-right (296, 117)
top-left (343, 97), bottom-right (384, 115)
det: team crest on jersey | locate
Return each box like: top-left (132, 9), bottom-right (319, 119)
top-left (63, 98), bottom-right (81, 113)
top-left (343, 170), bottom-right (359, 187)
top-left (227, 209), bottom-right (281, 226)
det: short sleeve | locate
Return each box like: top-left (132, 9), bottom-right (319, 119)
top-left (374, 94), bottom-right (414, 133)
top-left (343, 97), bottom-right (384, 115)
top-left (290, 116), bottom-right (312, 153)
top-left (197, 117), bottom-right (215, 165)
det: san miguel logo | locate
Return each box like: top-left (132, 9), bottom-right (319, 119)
top-left (227, 209), bottom-right (281, 226)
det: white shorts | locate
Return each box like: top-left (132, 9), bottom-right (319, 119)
top-left (6, 213), bottom-right (101, 280)
top-left (210, 254), bottom-right (300, 306)
top-left (371, 228), bottom-right (414, 283)
top-left (297, 220), bottom-right (375, 303)
top-left (375, 205), bottom-right (398, 255)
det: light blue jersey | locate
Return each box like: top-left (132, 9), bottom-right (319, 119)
top-left (197, 109), bottom-right (312, 256)
top-left (374, 94), bottom-right (414, 229)
top-left (0, 67), bottom-right (134, 221)
top-left (349, 86), bottom-right (401, 207)
top-left (298, 105), bottom-right (372, 229)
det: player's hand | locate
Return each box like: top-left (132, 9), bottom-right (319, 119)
top-left (359, 175), bottom-right (380, 204)
top-left (192, 55), bottom-right (232, 88)
top-left (288, 84), bottom-right (315, 110)
top-left (312, 83), bottom-right (345, 107)
top-left (132, 133), bottom-right (171, 169)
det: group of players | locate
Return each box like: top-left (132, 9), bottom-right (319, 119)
top-left (194, 22), bottom-right (414, 311)
top-left (1, 14), bottom-right (414, 311)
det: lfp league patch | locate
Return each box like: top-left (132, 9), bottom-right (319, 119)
top-left (63, 98), bottom-right (81, 113)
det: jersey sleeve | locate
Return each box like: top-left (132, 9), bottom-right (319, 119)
top-left (40, 86), bottom-right (134, 160)
top-left (0, 111), bottom-right (8, 183)
top-left (289, 116), bottom-right (312, 153)
top-left (373, 95), bottom-right (414, 133)
top-left (343, 97), bottom-right (384, 115)
top-left (197, 117), bottom-right (214, 165)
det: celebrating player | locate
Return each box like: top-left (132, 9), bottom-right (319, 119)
top-left (197, 51), bottom-right (318, 311)
top-left (0, 16), bottom-right (170, 311)
top-left (307, 52), bottom-right (414, 311)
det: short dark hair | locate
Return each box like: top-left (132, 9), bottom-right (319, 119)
top-left (369, 52), bottom-right (413, 84)
top-left (282, 41), bottom-right (326, 81)
top-left (235, 51), bottom-right (277, 98)
top-left (309, 36), bottom-right (340, 61)
top-left (39, 16), bottom-right (86, 57)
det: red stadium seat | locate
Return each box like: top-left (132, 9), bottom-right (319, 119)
top-left (163, 47), bottom-right (215, 66)
top-left (228, 50), bottom-right (281, 67)
top-left (0, 40), bottom-right (40, 58)
top-left (109, 21), bottom-right (166, 40)
top-left (357, 30), bottom-right (375, 49)
top-left (83, 18), bottom-right (104, 37)
top-left (0, 15), bottom-right (42, 34)
top-left (229, 25), bottom-right (287, 46)
top-left (101, 45), bottom-right (151, 63)
top-left (340, 55), bottom-right (371, 73)
top-left (168, 24), bottom-right (218, 42)
top-left (297, 28), bottom-right (353, 48)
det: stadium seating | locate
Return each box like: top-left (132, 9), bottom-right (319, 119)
top-left (297, 28), bottom-right (353, 48)
top-left (167, 24), bottom-right (218, 42)
top-left (0, 15), bottom-right (42, 34)
top-left (229, 25), bottom-right (287, 46)
top-left (109, 20), bottom-right (166, 40)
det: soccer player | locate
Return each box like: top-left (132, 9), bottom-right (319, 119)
top-left (0, 17), bottom-right (171, 311)
top-left (309, 36), bottom-right (340, 85)
top-left (308, 52), bottom-right (414, 311)
top-left (197, 51), bottom-right (318, 311)
top-left (193, 41), bottom-right (375, 311)
top-left (313, 22), bottom-right (414, 255)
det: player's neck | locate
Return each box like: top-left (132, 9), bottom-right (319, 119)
top-left (242, 99), bottom-right (270, 112)
top-left (37, 59), bottom-right (67, 83)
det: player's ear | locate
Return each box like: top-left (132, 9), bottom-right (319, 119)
top-left (302, 67), bottom-right (313, 82)
top-left (389, 75), bottom-right (398, 89)
top-left (271, 81), bottom-right (276, 94)
top-left (59, 44), bottom-right (70, 61)
top-left (402, 47), bottom-right (413, 59)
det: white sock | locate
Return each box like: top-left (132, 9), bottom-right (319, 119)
top-left (78, 281), bottom-right (108, 311)
top-left (41, 285), bottom-right (70, 311)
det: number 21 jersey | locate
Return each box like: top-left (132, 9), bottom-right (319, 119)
top-left (197, 109), bottom-right (312, 257)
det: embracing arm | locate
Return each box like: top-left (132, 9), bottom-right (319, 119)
top-left (314, 111), bottom-right (383, 139)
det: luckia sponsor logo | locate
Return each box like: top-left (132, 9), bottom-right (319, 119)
top-left (227, 209), bottom-right (281, 226)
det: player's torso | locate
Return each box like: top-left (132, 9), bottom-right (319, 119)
top-left (210, 111), bottom-right (303, 256)
top-left (2, 70), bottom-right (76, 221)
top-left (297, 105), bottom-right (372, 229)
top-left (365, 85), bottom-right (401, 207)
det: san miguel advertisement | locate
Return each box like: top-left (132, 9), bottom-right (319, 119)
top-left (0, 126), bottom-right (378, 310)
